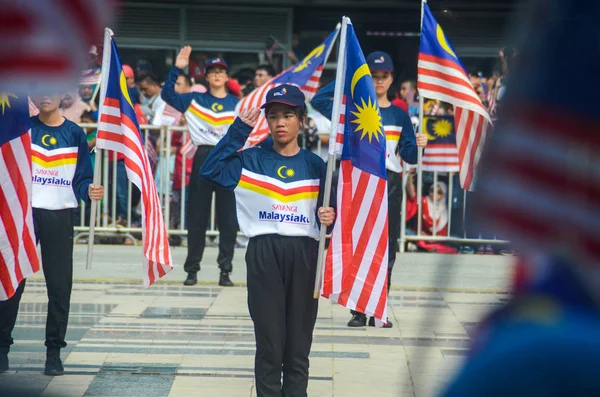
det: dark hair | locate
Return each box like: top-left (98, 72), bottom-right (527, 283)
top-left (234, 68), bottom-right (256, 86)
top-left (178, 73), bottom-right (193, 87)
top-left (242, 84), bottom-right (255, 97)
top-left (80, 110), bottom-right (97, 122)
top-left (139, 72), bottom-right (161, 86)
top-left (256, 64), bottom-right (276, 77)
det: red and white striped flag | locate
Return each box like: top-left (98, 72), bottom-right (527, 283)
top-left (179, 134), bottom-right (197, 159)
top-left (0, 0), bottom-right (113, 94)
top-left (238, 27), bottom-right (339, 148)
top-left (97, 32), bottom-right (173, 287)
top-left (417, 4), bottom-right (492, 190)
top-left (322, 19), bottom-right (389, 325)
top-left (0, 93), bottom-right (41, 300)
top-left (474, 0), bottom-right (600, 289)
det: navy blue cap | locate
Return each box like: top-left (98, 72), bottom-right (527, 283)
top-left (260, 84), bottom-right (306, 111)
top-left (204, 58), bottom-right (228, 74)
top-left (367, 51), bottom-right (394, 72)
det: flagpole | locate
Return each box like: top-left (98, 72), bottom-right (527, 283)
top-left (86, 27), bottom-right (113, 270)
top-left (313, 16), bottom-right (349, 299)
top-left (417, 0), bottom-right (426, 235)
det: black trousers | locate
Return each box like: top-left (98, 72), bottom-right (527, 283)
top-left (183, 145), bottom-right (238, 274)
top-left (246, 235), bottom-right (319, 397)
top-left (387, 170), bottom-right (403, 292)
top-left (0, 208), bottom-right (74, 350)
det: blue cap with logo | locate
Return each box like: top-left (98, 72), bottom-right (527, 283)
top-left (260, 84), bottom-right (306, 111)
top-left (204, 58), bottom-right (228, 74)
top-left (366, 51), bottom-right (394, 72)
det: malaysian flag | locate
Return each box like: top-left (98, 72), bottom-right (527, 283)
top-left (0, 93), bottom-right (40, 300)
top-left (238, 27), bottom-right (339, 148)
top-left (179, 134), bottom-right (197, 159)
top-left (474, 0), bottom-right (600, 282)
top-left (97, 31), bottom-right (173, 286)
top-left (417, 4), bottom-right (492, 190)
top-left (422, 115), bottom-right (459, 172)
top-left (321, 20), bottom-right (389, 324)
top-left (0, 0), bottom-right (113, 94)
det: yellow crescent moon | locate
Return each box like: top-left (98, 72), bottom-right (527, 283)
top-left (350, 64), bottom-right (371, 98)
top-left (41, 134), bottom-right (51, 147)
top-left (293, 44), bottom-right (324, 73)
top-left (211, 103), bottom-right (224, 112)
top-left (119, 72), bottom-right (134, 108)
top-left (277, 166), bottom-right (288, 179)
top-left (436, 24), bottom-right (457, 58)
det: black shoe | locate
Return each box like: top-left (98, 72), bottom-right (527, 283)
top-left (183, 272), bottom-right (197, 286)
top-left (0, 352), bottom-right (8, 373)
top-left (219, 272), bottom-right (234, 287)
top-left (347, 313), bottom-right (367, 327)
top-left (44, 355), bottom-right (64, 376)
top-left (368, 316), bottom-right (393, 328)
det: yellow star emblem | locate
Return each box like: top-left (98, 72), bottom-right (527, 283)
top-left (0, 93), bottom-right (18, 115)
top-left (350, 96), bottom-right (383, 143)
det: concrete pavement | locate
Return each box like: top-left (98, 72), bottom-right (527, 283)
top-left (1, 245), bottom-right (515, 397)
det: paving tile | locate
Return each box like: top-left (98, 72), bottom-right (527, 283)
top-left (42, 374), bottom-right (96, 397)
top-left (9, 248), bottom-right (512, 397)
top-left (85, 374), bottom-right (175, 396)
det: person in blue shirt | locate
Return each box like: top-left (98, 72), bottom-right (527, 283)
top-left (442, 258), bottom-right (600, 397)
top-left (312, 51), bottom-right (428, 328)
top-left (161, 46), bottom-right (240, 287)
top-left (0, 94), bottom-right (104, 376)
top-left (200, 84), bottom-right (335, 397)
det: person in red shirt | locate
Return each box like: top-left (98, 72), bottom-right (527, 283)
top-left (405, 169), bottom-right (457, 253)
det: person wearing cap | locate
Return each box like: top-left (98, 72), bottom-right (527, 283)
top-left (122, 64), bottom-right (140, 105)
top-left (162, 46), bottom-right (239, 287)
top-left (199, 84), bottom-right (335, 397)
top-left (312, 50), bottom-right (428, 328)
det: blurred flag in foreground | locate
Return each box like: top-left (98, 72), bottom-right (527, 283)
top-left (474, 0), bottom-right (600, 285)
top-left (0, 93), bottom-right (40, 300)
top-left (0, 0), bottom-right (113, 94)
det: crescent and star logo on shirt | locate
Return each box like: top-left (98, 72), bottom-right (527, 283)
top-left (41, 134), bottom-right (58, 147)
top-left (277, 166), bottom-right (295, 179)
top-left (211, 103), bottom-right (224, 112)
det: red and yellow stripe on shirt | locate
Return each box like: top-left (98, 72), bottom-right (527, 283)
top-left (385, 125), bottom-right (402, 141)
top-left (187, 102), bottom-right (235, 127)
top-left (237, 170), bottom-right (320, 203)
top-left (31, 145), bottom-right (78, 168)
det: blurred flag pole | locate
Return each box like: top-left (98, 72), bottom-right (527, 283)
top-left (86, 27), bottom-right (114, 270)
top-left (313, 16), bottom-right (349, 299)
top-left (417, 0), bottom-right (427, 235)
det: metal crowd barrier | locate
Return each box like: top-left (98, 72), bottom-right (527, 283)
top-left (398, 167), bottom-right (509, 253)
top-left (74, 123), bottom-right (509, 251)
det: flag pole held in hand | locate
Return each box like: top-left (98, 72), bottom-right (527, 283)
top-left (313, 17), bottom-right (349, 299)
top-left (86, 27), bottom-right (113, 270)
